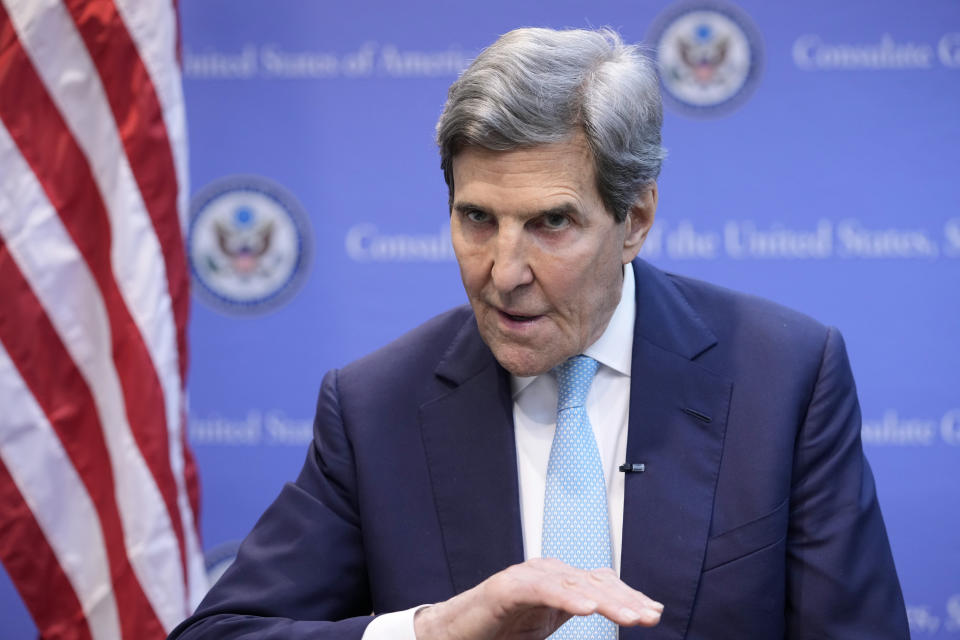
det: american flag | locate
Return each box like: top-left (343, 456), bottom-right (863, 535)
top-left (0, 0), bottom-right (206, 638)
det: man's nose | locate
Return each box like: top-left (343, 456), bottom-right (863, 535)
top-left (490, 227), bottom-right (533, 292)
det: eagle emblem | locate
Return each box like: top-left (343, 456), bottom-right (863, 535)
top-left (214, 207), bottom-right (275, 278)
top-left (676, 24), bottom-right (730, 87)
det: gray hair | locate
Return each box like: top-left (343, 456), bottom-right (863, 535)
top-left (436, 27), bottom-right (665, 223)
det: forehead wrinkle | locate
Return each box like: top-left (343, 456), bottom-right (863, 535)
top-left (453, 134), bottom-right (596, 182)
top-left (451, 134), bottom-right (602, 218)
top-left (453, 165), bottom-right (592, 216)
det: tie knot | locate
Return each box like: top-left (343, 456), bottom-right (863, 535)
top-left (555, 355), bottom-right (599, 411)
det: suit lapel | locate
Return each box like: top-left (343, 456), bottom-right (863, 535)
top-left (419, 315), bottom-right (525, 595)
top-left (620, 261), bottom-right (733, 640)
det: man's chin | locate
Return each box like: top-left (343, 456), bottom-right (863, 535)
top-left (489, 344), bottom-right (565, 378)
top-left (475, 318), bottom-right (574, 376)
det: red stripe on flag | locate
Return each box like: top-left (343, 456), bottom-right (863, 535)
top-left (0, 236), bottom-right (165, 638)
top-left (0, 456), bottom-right (95, 640)
top-left (64, 0), bottom-right (191, 389)
top-left (0, 5), bottom-right (189, 595)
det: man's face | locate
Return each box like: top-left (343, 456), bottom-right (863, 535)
top-left (450, 134), bottom-right (655, 377)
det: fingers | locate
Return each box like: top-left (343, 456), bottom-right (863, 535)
top-left (582, 566), bottom-right (663, 626)
top-left (414, 559), bottom-right (664, 640)
top-left (485, 558), bottom-right (663, 628)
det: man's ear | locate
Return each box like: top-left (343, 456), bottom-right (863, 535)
top-left (621, 183), bottom-right (658, 264)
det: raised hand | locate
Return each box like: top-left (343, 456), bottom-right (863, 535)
top-left (414, 557), bottom-right (663, 640)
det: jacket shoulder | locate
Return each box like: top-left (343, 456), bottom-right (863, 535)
top-left (663, 270), bottom-right (831, 356)
top-left (334, 304), bottom-right (476, 404)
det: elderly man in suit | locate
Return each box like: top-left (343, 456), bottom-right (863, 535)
top-left (170, 27), bottom-right (909, 640)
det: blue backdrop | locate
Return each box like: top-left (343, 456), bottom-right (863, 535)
top-left (3, 1), bottom-right (958, 637)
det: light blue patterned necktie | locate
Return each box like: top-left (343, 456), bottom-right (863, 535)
top-left (542, 355), bottom-right (616, 639)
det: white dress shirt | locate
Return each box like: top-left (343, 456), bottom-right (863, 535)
top-left (362, 267), bottom-right (636, 639)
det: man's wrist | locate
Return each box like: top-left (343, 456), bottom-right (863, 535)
top-left (362, 604), bottom-right (432, 640)
top-left (413, 603), bottom-right (446, 639)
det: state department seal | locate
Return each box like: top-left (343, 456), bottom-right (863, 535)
top-left (648, 1), bottom-right (764, 117)
top-left (188, 175), bottom-right (313, 315)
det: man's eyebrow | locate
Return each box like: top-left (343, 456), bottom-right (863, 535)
top-left (452, 201), bottom-right (488, 214)
top-left (538, 203), bottom-right (579, 218)
top-left (452, 201), bottom-right (581, 217)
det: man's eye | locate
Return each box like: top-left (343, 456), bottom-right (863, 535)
top-left (542, 213), bottom-right (569, 229)
top-left (466, 210), bottom-right (490, 224)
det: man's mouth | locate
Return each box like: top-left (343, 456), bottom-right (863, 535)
top-left (498, 309), bottom-right (541, 324)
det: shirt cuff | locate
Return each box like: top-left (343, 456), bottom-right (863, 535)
top-left (360, 604), bottom-right (431, 640)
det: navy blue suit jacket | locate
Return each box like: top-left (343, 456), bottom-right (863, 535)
top-left (170, 260), bottom-right (909, 639)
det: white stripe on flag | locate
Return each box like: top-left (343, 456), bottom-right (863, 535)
top-left (0, 343), bottom-right (122, 640)
top-left (111, 3), bottom-right (205, 605)
top-left (0, 116), bottom-right (186, 631)
top-left (112, 0), bottom-right (207, 607)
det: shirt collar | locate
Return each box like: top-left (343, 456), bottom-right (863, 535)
top-left (511, 264), bottom-right (636, 397)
